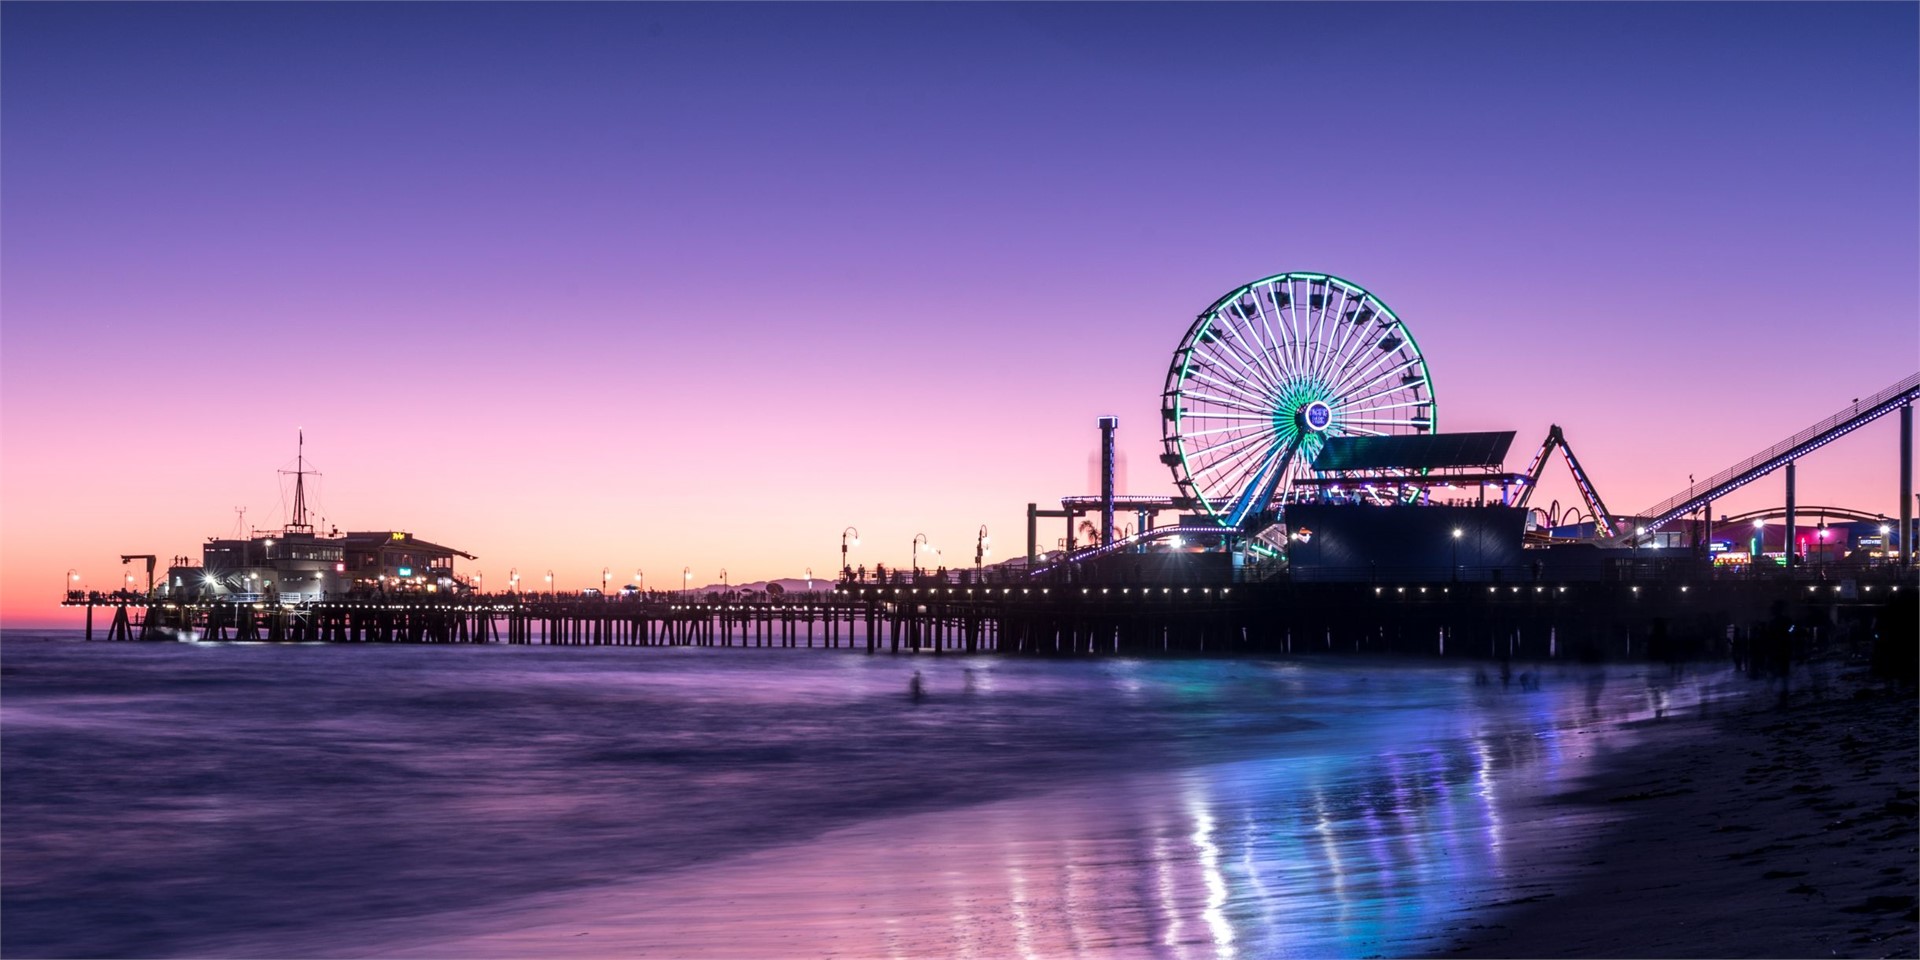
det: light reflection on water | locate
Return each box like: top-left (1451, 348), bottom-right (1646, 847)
top-left (1, 632), bottom-right (1736, 959)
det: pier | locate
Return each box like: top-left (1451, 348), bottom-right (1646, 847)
top-left (62, 568), bottom-right (1913, 662)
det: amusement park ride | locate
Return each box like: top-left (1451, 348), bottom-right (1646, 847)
top-left (1029, 271), bottom-right (1920, 578)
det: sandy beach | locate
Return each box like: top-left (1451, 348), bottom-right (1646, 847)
top-left (1457, 664), bottom-right (1917, 959)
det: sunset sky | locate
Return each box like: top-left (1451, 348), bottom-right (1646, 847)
top-left (3, 2), bottom-right (1915, 626)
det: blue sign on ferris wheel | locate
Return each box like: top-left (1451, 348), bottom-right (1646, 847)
top-left (1304, 401), bottom-right (1332, 432)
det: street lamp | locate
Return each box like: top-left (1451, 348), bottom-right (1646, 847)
top-left (719, 568), bottom-right (728, 592)
top-left (510, 568), bottom-right (521, 593)
top-left (912, 533), bottom-right (929, 578)
top-left (634, 569), bottom-right (644, 594)
top-left (602, 567), bottom-right (611, 595)
top-left (975, 525), bottom-right (990, 573)
top-left (841, 526), bottom-right (860, 580)
top-left (1451, 528), bottom-right (1462, 581)
top-left (544, 569), bottom-right (554, 596)
top-left (805, 567), bottom-right (813, 591)
top-left (475, 570), bottom-right (483, 595)
top-left (66, 568), bottom-right (79, 599)
top-left (683, 566), bottom-right (691, 598)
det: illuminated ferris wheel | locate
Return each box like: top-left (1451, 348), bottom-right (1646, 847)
top-left (1160, 272), bottom-right (1436, 529)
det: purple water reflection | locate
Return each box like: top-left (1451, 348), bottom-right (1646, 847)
top-left (1, 633), bottom-right (1737, 958)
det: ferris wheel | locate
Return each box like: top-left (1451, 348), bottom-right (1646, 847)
top-left (1160, 272), bottom-right (1435, 530)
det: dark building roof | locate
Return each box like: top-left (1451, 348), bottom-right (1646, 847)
top-left (340, 531), bottom-right (476, 560)
top-left (1312, 431), bottom-right (1516, 472)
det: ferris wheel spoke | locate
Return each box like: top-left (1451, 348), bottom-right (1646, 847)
top-left (1340, 417), bottom-right (1427, 427)
top-left (1180, 390), bottom-right (1280, 419)
top-left (1338, 371), bottom-right (1428, 413)
top-left (1185, 411), bottom-right (1285, 423)
top-left (1302, 283), bottom-right (1341, 383)
top-left (1338, 398), bottom-right (1431, 417)
top-left (1247, 293), bottom-right (1296, 390)
top-left (1317, 306), bottom-right (1391, 395)
top-left (1180, 422), bottom-right (1275, 439)
top-left (1314, 285), bottom-right (1367, 386)
top-left (1184, 422), bottom-right (1278, 465)
top-left (1197, 432), bottom-right (1275, 480)
top-left (1312, 298), bottom-right (1381, 392)
top-left (1190, 327), bottom-right (1276, 398)
top-left (1187, 347), bottom-right (1280, 408)
top-left (1324, 330), bottom-right (1413, 400)
top-left (1207, 437), bottom-right (1286, 510)
top-left (1333, 355), bottom-right (1425, 405)
top-left (1201, 317), bottom-right (1284, 395)
top-left (1278, 277), bottom-right (1308, 377)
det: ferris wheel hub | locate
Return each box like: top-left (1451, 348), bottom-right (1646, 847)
top-left (1301, 401), bottom-right (1333, 433)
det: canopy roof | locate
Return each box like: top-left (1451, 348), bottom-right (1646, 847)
top-left (1312, 431), bottom-right (1515, 472)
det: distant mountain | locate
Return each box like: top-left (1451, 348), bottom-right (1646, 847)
top-left (681, 577), bottom-right (836, 595)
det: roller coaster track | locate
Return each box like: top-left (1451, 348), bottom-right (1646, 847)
top-left (1622, 371), bottom-right (1919, 540)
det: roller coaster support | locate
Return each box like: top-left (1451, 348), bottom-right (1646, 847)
top-left (1901, 402), bottom-right (1912, 567)
top-left (1515, 425), bottom-right (1617, 537)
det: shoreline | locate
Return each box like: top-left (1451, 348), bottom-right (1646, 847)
top-left (1453, 664), bottom-right (1917, 958)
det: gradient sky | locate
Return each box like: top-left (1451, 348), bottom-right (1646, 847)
top-left (4, 2), bottom-right (1915, 626)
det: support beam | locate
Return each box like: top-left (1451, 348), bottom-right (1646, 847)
top-left (1901, 402), bottom-right (1913, 567)
top-left (1027, 502), bottom-right (1036, 568)
top-left (1784, 460), bottom-right (1796, 569)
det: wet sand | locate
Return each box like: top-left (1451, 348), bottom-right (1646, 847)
top-left (345, 666), bottom-right (1746, 960)
top-left (1456, 665), bottom-right (1918, 959)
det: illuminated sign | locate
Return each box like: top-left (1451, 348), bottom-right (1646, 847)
top-left (391, 532), bottom-right (407, 541)
top-left (398, 566), bottom-right (413, 577)
top-left (1302, 401), bottom-right (1332, 432)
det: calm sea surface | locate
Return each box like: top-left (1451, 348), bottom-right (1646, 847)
top-left (1, 632), bottom-right (1734, 958)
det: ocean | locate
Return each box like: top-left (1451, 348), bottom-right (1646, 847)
top-left (0, 632), bottom-right (1733, 958)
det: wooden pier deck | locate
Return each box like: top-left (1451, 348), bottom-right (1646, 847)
top-left (57, 573), bottom-right (1912, 662)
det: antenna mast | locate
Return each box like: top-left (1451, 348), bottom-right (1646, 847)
top-left (280, 430), bottom-right (317, 535)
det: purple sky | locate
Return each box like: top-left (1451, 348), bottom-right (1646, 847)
top-left (3, 3), bottom-right (1915, 622)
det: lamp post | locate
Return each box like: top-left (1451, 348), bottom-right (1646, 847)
top-left (1753, 519), bottom-right (1765, 574)
top-left (719, 568), bottom-right (728, 601)
top-left (544, 569), bottom-right (554, 597)
top-left (683, 566), bottom-right (691, 599)
top-left (510, 568), bottom-right (520, 594)
top-left (1451, 528), bottom-right (1462, 581)
top-left (1881, 524), bottom-right (1893, 566)
top-left (805, 567), bottom-right (813, 591)
top-left (475, 570), bottom-right (483, 595)
top-left (841, 527), bottom-right (860, 581)
top-left (602, 567), bottom-right (611, 595)
top-left (975, 525), bottom-right (990, 574)
top-left (65, 568), bottom-right (79, 599)
top-left (634, 569), bottom-right (644, 595)
top-left (912, 533), bottom-right (929, 579)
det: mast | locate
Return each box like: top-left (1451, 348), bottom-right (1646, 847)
top-left (282, 430), bottom-right (316, 535)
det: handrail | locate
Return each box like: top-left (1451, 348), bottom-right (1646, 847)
top-left (1628, 371), bottom-right (1920, 534)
